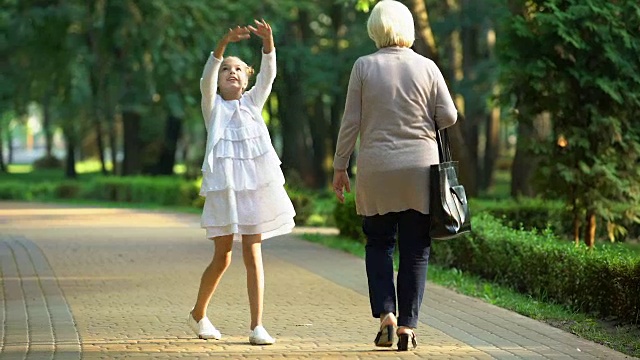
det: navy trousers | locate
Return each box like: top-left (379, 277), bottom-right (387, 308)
top-left (362, 209), bottom-right (431, 328)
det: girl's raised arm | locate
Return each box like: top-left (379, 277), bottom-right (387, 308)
top-left (200, 27), bottom-right (251, 125)
top-left (245, 20), bottom-right (276, 109)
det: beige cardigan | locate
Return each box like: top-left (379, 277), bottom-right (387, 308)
top-left (333, 46), bottom-right (458, 216)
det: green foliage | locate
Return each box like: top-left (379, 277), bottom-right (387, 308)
top-left (473, 198), bottom-right (640, 242)
top-left (284, 186), bottom-right (315, 225)
top-left (333, 192), bottom-right (365, 243)
top-left (32, 155), bottom-right (63, 170)
top-left (330, 195), bottom-right (640, 323)
top-left (81, 177), bottom-right (199, 206)
top-left (0, 175), bottom-right (314, 225)
top-left (498, 0), bottom-right (640, 239)
top-left (431, 213), bottom-right (640, 323)
top-left (472, 198), bottom-right (570, 234)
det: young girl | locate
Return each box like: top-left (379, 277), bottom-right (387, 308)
top-left (188, 19), bottom-right (295, 345)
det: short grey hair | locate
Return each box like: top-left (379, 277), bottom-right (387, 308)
top-left (367, 0), bottom-right (415, 49)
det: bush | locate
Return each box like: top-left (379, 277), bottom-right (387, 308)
top-left (33, 155), bottom-right (63, 169)
top-left (285, 186), bottom-right (314, 225)
top-left (0, 175), bottom-right (321, 226)
top-left (431, 213), bottom-right (640, 323)
top-left (55, 181), bottom-right (82, 199)
top-left (333, 192), bottom-right (365, 243)
top-left (331, 198), bottom-right (640, 323)
top-left (0, 182), bottom-right (32, 200)
top-left (79, 176), bottom-right (200, 206)
top-left (472, 198), bottom-right (571, 234)
top-left (472, 198), bottom-right (640, 243)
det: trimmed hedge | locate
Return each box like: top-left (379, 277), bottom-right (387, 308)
top-left (471, 198), bottom-right (570, 234)
top-left (0, 176), bottom-right (314, 224)
top-left (334, 194), bottom-right (640, 323)
top-left (472, 198), bottom-right (640, 243)
top-left (434, 213), bottom-right (640, 323)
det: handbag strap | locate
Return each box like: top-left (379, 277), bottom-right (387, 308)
top-left (435, 127), bottom-right (453, 163)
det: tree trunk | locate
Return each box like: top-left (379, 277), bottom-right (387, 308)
top-left (107, 97), bottom-right (118, 175)
top-left (406, 0), bottom-right (477, 194)
top-left (149, 115), bottom-right (182, 175)
top-left (121, 111), bottom-right (141, 176)
top-left (330, 3), bottom-right (346, 156)
top-left (95, 120), bottom-right (107, 175)
top-left (42, 96), bottom-right (54, 158)
top-left (460, 3), bottom-right (483, 193)
top-left (6, 128), bottom-right (13, 164)
top-left (276, 13), bottom-right (313, 185)
top-left (483, 110), bottom-right (500, 190)
top-left (87, 0), bottom-right (107, 175)
top-left (573, 211), bottom-right (581, 246)
top-left (87, 75), bottom-right (108, 175)
top-left (402, 0), bottom-right (439, 62)
top-left (307, 97), bottom-right (328, 188)
top-left (510, 121), bottom-right (537, 197)
top-left (64, 132), bottom-right (77, 179)
top-left (511, 113), bottom-right (551, 197)
top-left (0, 125), bottom-right (5, 172)
top-left (585, 211), bottom-right (596, 249)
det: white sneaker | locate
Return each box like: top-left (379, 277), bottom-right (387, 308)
top-left (249, 325), bottom-right (275, 345)
top-left (187, 311), bottom-right (221, 340)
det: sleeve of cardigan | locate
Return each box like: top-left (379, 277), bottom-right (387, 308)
top-left (333, 59), bottom-right (362, 170)
top-left (200, 52), bottom-right (222, 128)
top-left (433, 65), bottom-right (458, 129)
top-left (245, 49), bottom-right (277, 109)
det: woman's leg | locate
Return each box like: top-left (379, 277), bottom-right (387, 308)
top-left (192, 235), bottom-right (234, 321)
top-left (242, 233), bottom-right (263, 330)
top-left (396, 210), bottom-right (431, 332)
top-left (362, 212), bottom-right (398, 319)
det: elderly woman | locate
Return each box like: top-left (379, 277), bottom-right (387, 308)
top-left (332, 0), bottom-right (458, 351)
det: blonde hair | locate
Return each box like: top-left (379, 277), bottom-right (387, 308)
top-left (223, 56), bottom-right (255, 77)
top-left (367, 0), bottom-right (415, 49)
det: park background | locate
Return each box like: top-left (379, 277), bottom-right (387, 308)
top-left (1, 0), bottom-right (639, 357)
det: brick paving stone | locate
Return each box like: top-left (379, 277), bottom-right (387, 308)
top-left (0, 201), bottom-right (636, 359)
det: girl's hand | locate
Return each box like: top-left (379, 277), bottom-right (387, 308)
top-left (248, 19), bottom-right (272, 39)
top-left (224, 26), bottom-right (251, 43)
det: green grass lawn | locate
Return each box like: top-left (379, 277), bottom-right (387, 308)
top-left (301, 233), bottom-right (640, 358)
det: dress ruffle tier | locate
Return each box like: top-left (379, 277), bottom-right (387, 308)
top-left (200, 119), bottom-right (296, 241)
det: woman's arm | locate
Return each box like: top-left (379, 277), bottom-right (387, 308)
top-left (200, 27), bottom-right (251, 125)
top-left (333, 59), bottom-right (362, 171)
top-left (433, 66), bottom-right (458, 129)
top-left (331, 59), bottom-right (363, 203)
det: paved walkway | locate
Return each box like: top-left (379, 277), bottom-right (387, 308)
top-left (0, 201), bottom-right (635, 359)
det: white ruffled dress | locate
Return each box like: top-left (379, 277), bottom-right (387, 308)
top-left (199, 49), bottom-right (295, 241)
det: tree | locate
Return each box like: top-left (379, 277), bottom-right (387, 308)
top-left (411, 0), bottom-right (509, 196)
top-left (498, 0), bottom-right (640, 248)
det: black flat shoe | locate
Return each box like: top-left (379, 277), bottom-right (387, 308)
top-left (397, 331), bottom-right (417, 351)
top-left (374, 313), bottom-right (395, 347)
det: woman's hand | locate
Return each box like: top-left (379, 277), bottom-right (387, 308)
top-left (332, 170), bottom-right (351, 204)
top-left (248, 19), bottom-right (272, 39)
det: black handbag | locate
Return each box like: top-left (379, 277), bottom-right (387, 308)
top-left (429, 128), bottom-right (471, 240)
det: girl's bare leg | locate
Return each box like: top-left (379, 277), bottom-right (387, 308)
top-left (192, 234), bottom-right (234, 321)
top-left (242, 234), bottom-right (263, 329)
